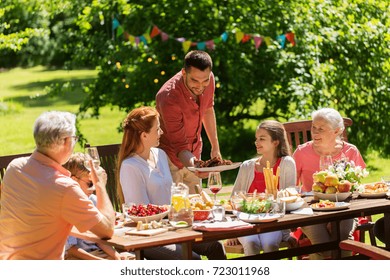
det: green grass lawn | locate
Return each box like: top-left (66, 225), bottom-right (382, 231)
top-left (0, 66), bottom-right (124, 155)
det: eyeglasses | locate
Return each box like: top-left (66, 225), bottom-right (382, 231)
top-left (77, 177), bottom-right (93, 188)
top-left (70, 135), bottom-right (79, 142)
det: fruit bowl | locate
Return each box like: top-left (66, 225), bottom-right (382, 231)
top-left (193, 209), bottom-right (212, 221)
top-left (314, 191), bottom-right (351, 202)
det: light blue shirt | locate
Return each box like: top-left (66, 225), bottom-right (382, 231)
top-left (120, 147), bottom-right (173, 205)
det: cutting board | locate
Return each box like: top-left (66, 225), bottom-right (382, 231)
top-left (125, 228), bottom-right (168, 236)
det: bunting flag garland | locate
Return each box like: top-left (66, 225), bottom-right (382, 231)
top-left (112, 19), bottom-right (296, 53)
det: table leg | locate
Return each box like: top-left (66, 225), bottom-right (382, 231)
top-left (332, 221), bottom-right (342, 259)
top-left (384, 212), bottom-right (390, 250)
top-left (181, 242), bottom-right (193, 260)
top-left (135, 250), bottom-right (144, 260)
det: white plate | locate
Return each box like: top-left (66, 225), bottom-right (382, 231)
top-left (188, 162), bottom-right (242, 172)
top-left (311, 202), bottom-right (350, 211)
top-left (129, 210), bottom-right (169, 223)
top-left (314, 191), bottom-right (351, 202)
top-left (358, 192), bottom-right (387, 198)
top-left (236, 212), bottom-right (281, 223)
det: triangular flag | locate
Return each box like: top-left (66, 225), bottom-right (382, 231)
top-left (197, 42), bottom-right (206, 50)
top-left (182, 41), bottom-right (192, 53)
top-left (241, 34), bottom-right (251, 43)
top-left (150, 25), bottom-right (160, 38)
top-left (221, 32), bottom-right (228, 42)
top-left (253, 36), bottom-right (263, 50)
top-left (129, 35), bottom-right (135, 44)
top-left (285, 32), bottom-right (296, 46)
top-left (135, 37), bottom-right (140, 46)
top-left (176, 37), bottom-right (186, 43)
top-left (235, 31), bottom-right (244, 43)
top-left (140, 35), bottom-right (148, 45)
top-left (277, 34), bottom-right (286, 48)
top-left (123, 32), bottom-right (130, 41)
top-left (116, 26), bottom-right (124, 37)
top-left (206, 40), bottom-right (215, 50)
top-left (143, 32), bottom-right (151, 43)
top-left (214, 37), bottom-right (222, 43)
top-left (112, 18), bottom-right (120, 30)
top-left (264, 36), bottom-right (272, 46)
top-left (161, 32), bottom-right (169, 41)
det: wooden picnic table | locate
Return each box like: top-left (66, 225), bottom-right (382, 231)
top-left (70, 195), bottom-right (390, 260)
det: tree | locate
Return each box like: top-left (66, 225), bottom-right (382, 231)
top-left (3, 0), bottom-right (389, 160)
top-left (73, 0), bottom-right (389, 159)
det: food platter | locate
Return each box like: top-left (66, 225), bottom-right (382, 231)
top-left (358, 192), bottom-right (388, 198)
top-left (188, 162), bottom-right (242, 172)
top-left (236, 212), bottom-right (281, 223)
top-left (311, 202), bottom-right (350, 211)
top-left (314, 191), bottom-right (351, 202)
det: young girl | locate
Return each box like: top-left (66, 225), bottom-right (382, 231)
top-left (228, 120), bottom-right (297, 255)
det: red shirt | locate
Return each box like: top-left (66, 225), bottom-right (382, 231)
top-left (156, 71), bottom-right (215, 169)
top-left (248, 158), bottom-right (282, 193)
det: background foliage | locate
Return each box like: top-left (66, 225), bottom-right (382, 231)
top-left (1, 0), bottom-right (389, 170)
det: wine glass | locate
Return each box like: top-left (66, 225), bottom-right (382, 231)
top-left (84, 146), bottom-right (101, 171)
top-left (320, 155), bottom-right (333, 171)
top-left (207, 172), bottom-right (222, 203)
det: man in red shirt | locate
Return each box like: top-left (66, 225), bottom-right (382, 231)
top-left (156, 50), bottom-right (221, 193)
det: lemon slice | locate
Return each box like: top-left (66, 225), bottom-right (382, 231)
top-left (176, 221), bottom-right (188, 226)
top-left (171, 195), bottom-right (191, 212)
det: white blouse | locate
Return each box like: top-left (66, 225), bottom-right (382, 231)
top-left (120, 147), bottom-right (173, 205)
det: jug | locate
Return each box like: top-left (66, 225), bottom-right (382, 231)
top-left (168, 183), bottom-right (193, 228)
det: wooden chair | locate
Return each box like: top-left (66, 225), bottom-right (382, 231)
top-left (339, 240), bottom-right (390, 260)
top-left (283, 117), bottom-right (353, 151)
top-left (283, 117), bottom-right (376, 246)
top-left (90, 143), bottom-right (121, 212)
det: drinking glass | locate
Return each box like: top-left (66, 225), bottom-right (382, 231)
top-left (207, 172), bottom-right (222, 203)
top-left (381, 176), bottom-right (390, 188)
top-left (84, 146), bottom-right (101, 171)
top-left (320, 155), bottom-right (333, 171)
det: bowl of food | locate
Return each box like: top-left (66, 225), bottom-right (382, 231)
top-left (281, 196), bottom-right (305, 211)
top-left (313, 191), bottom-right (351, 202)
top-left (231, 193), bottom-right (274, 214)
top-left (126, 204), bottom-right (169, 223)
top-left (193, 209), bottom-right (212, 221)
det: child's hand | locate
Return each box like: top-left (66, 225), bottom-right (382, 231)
top-left (119, 252), bottom-right (135, 260)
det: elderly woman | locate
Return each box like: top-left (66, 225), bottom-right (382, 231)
top-left (293, 108), bottom-right (366, 259)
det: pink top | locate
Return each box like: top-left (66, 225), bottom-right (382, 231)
top-left (293, 141), bottom-right (366, 193)
top-left (156, 71), bottom-right (215, 169)
top-left (0, 151), bottom-right (103, 260)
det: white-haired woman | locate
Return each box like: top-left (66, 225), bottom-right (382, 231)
top-left (293, 108), bottom-right (366, 259)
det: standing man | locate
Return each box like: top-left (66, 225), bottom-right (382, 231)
top-left (0, 111), bottom-right (115, 259)
top-left (156, 50), bottom-right (221, 193)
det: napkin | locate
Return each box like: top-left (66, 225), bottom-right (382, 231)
top-left (290, 207), bottom-right (314, 215)
top-left (192, 221), bottom-right (253, 232)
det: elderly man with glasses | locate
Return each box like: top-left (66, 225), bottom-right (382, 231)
top-left (0, 111), bottom-right (115, 260)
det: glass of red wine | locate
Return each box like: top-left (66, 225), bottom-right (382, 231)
top-left (208, 172), bottom-right (222, 203)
